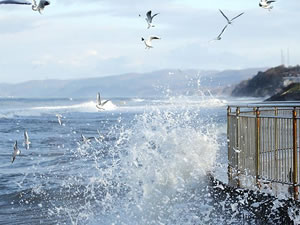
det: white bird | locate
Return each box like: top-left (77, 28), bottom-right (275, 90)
top-left (141, 36), bottom-right (161, 49)
top-left (145, 10), bottom-right (159, 29)
top-left (219, 9), bottom-right (244, 25)
top-left (0, 0), bottom-right (50, 14)
top-left (56, 114), bottom-right (62, 126)
top-left (31, 0), bottom-right (50, 14)
top-left (0, 0), bottom-right (30, 5)
top-left (24, 130), bottom-right (31, 150)
top-left (259, 0), bottom-right (276, 10)
top-left (12, 141), bottom-right (21, 163)
top-left (212, 24), bottom-right (228, 41)
top-left (96, 92), bottom-right (110, 110)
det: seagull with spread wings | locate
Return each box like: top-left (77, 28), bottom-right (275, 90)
top-left (0, 0), bottom-right (50, 14)
top-left (145, 10), bottom-right (159, 29)
top-left (12, 141), bottom-right (21, 163)
top-left (56, 114), bottom-right (63, 126)
top-left (31, 0), bottom-right (50, 14)
top-left (24, 130), bottom-right (31, 150)
top-left (141, 36), bottom-right (161, 49)
top-left (219, 9), bottom-right (244, 25)
top-left (259, 0), bottom-right (276, 10)
top-left (96, 92), bottom-right (110, 110)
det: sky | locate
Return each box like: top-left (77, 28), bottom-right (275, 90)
top-left (0, 0), bottom-right (299, 83)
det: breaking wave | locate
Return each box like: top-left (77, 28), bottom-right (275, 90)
top-left (48, 98), bottom-right (221, 225)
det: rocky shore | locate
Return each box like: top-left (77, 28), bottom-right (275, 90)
top-left (231, 65), bottom-right (300, 101)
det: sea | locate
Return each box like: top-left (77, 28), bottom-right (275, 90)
top-left (0, 95), bottom-right (291, 225)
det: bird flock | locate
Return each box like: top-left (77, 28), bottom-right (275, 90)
top-left (141, 10), bottom-right (161, 49)
top-left (1, 0), bottom-right (277, 162)
top-left (139, 1), bottom-right (276, 46)
top-left (0, 0), bottom-right (277, 47)
top-left (212, 0), bottom-right (276, 41)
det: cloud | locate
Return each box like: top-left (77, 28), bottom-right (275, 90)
top-left (0, 0), bottom-right (299, 83)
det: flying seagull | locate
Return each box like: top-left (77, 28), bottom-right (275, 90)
top-left (219, 9), bottom-right (244, 25)
top-left (56, 114), bottom-right (62, 126)
top-left (141, 36), bottom-right (161, 49)
top-left (31, 0), bottom-right (50, 14)
top-left (259, 0), bottom-right (276, 10)
top-left (12, 141), bottom-right (21, 163)
top-left (0, 0), bottom-right (50, 14)
top-left (0, 0), bottom-right (30, 5)
top-left (145, 10), bottom-right (159, 29)
top-left (96, 92), bottom-right (110, 110)
top-left (24, 130), bottom-right (31, 150)
top-left (213, 24), bottom-right (228, 41)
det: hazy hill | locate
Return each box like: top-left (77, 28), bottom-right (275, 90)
top-left (231, 65), bottom-right (300, 97)
top-left (0, 68), bottom-right (263, 98)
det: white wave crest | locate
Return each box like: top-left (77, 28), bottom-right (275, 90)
top-left (31, 100), bottom-right (117, 112)
top-left (132, 98), bottom-right (145, 102)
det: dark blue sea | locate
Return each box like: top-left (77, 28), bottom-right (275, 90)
top-left (0, 95), bottom-right (289, 224)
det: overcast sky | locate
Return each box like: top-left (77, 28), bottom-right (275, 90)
top-left (0, 0), bottom-right (299, 83)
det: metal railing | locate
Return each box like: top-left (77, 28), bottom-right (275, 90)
top-left (227, 103), bottom-right (300, 199)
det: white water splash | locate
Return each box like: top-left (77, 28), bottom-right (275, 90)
top-left (132, 98), bottom-right (145, 102)
top-left (0, 100), bottom-right (118, 118)
top-left (51, 97), bottom-right (221, 225)
top-left (117, 109), bottom-right (219, 224)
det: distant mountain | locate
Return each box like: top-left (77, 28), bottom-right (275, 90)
top-left (231, 65), bottom-right (300, 98)
top-left (0, 68), bottom-right (264, 98)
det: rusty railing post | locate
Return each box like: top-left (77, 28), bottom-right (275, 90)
top-left (256, 108), bottom-right (261, 188)
top-left (275, 107), bottom-right (278, 181)
top-left (227, 106), bottom-right (233, 184)
top-left (236, 107), bottom-right (241, 187)
top-left (293, 107), bottom-right (299, 200)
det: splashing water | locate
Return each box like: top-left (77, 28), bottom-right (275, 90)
top-left (50, 99), bottom-right (221, 225)
top-left (2, 96), bottom-right (298, 225)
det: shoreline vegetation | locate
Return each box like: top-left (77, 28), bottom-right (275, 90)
top-left (231, 65), bottom-right (300, 101)
top-left (266, 83), bottom-right (300, 101)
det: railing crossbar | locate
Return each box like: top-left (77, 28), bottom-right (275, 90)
top-left (227, 104), bottom-right (300, 200)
